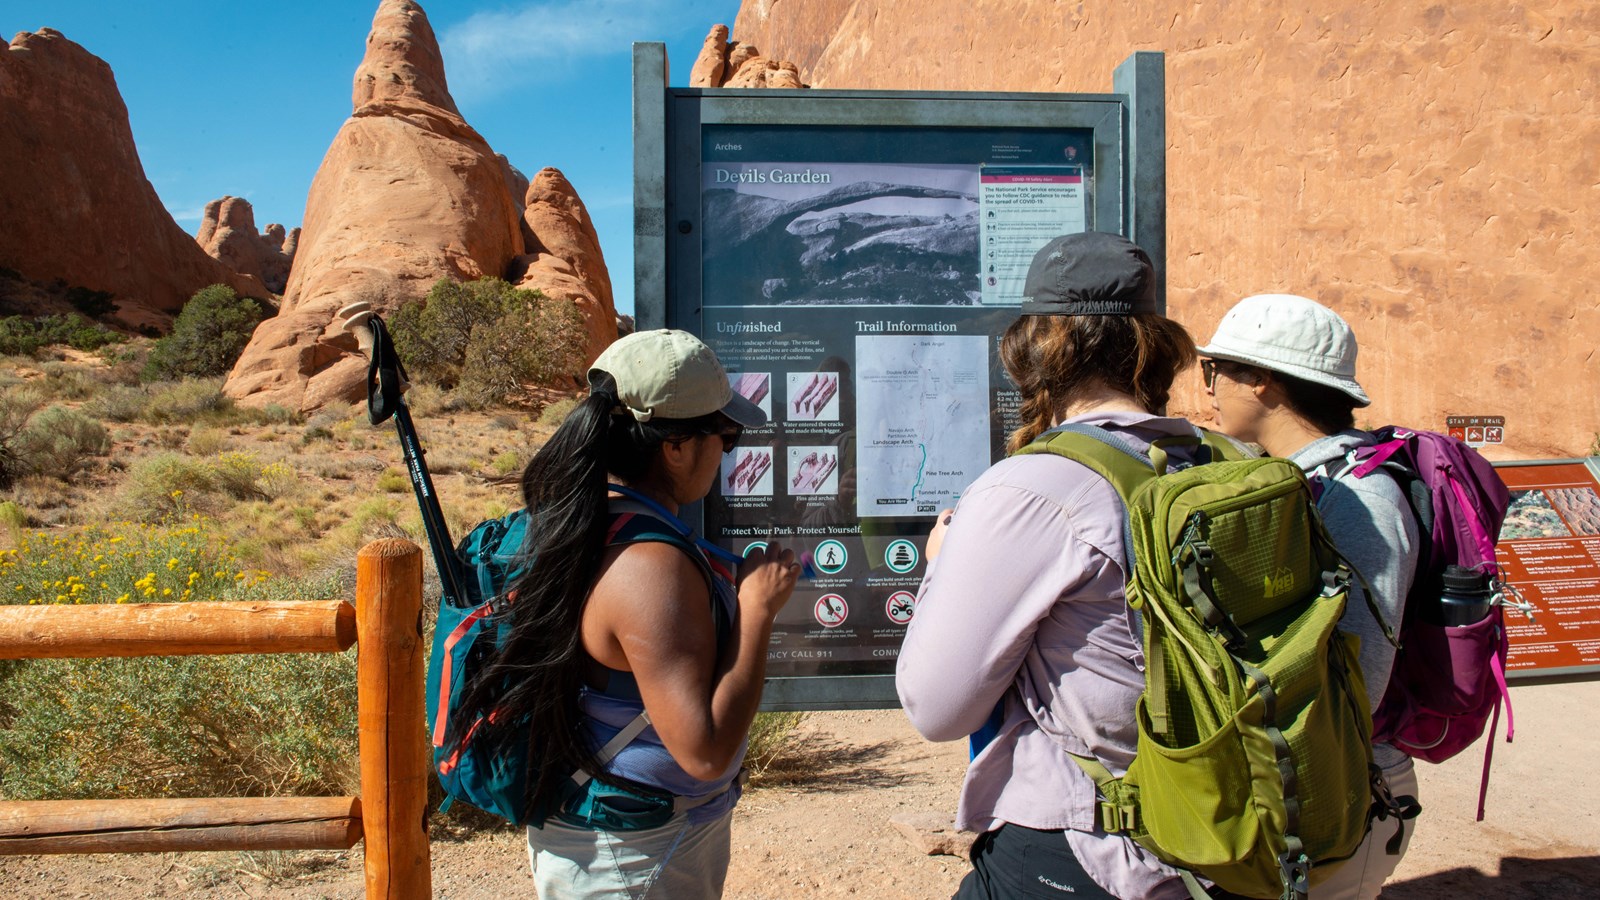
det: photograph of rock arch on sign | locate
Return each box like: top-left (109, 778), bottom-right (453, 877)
top-left (702, 162), bottom-right (983, 306)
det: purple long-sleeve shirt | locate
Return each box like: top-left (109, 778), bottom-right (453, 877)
top-left (897, 411), bottom-right (1201, 899)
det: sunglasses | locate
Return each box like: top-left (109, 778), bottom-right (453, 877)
top-left (1201, 358), bottom-right (1219, 390)
top-left (715, 427), bottom-right (742, 454)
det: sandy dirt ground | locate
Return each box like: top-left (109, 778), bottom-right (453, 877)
top-left (3, 681), bottom-right (1597, 898)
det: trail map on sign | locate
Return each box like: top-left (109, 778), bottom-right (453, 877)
top-left (855, 335), bottom-right (989, 518)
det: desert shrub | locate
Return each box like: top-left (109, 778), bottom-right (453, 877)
top-left (142, 285), bottom-right (263, 380)
top-left (113, 451), bottom-right (295, 521)
top-left (0, 520), bottom-right (355, 800)
top-left (82, 384), bottom-right (148, 423)
top-left (376, 469), bottom-right (408, 493)
top-left (490, 451), bottom-right (523, 478)
top-left (0, 501), bottom-right (26, 532)
top-left (37, 362), bottom-right (98, 401)
top-left (744, 711), bottom-right (809, 781)
top-left (537, 396), bottom-right (580, 428)
top-left (140, 378), bottom-right (231, 424)
top-left (388, 277), bottom-right (585, 405)
top-left (13, 406), bottom-right (110, 479)
top-left (0, 388), bottom-right (43, 487)
top-left (187, 427), bottom-right (227, 456)
top-left (114, 453), bottom-right (217, 519)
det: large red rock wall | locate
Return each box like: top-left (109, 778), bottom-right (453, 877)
top-left (0, 29), bottom-right (268, 330)
top-left (730, 2), bottom-right (1600, 459)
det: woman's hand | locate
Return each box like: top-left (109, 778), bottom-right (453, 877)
top-left (736, 541), bottom-right (799, 621)
top-left (925, 509), bottom-right (955, 561)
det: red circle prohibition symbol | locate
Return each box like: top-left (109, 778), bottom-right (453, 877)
top-left (814, 594), bottom-right (849, 628)
top-left (885, 591), bottom-right (916, 625)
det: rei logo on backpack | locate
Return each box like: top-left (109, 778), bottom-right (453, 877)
top-left (1018, 424), bottom-right (1396, 900)
top-left (1319, 427), bottom-right (1527, 820)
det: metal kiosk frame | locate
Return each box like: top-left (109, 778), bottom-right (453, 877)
top-left (632, 43), bottom-right (1167, 710)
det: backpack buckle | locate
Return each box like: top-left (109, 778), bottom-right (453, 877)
top-left (1098, 801), bottom-right (1137, 835)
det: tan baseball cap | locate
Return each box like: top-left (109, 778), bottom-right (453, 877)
top-left (590, 329), bottom-right (767, 427)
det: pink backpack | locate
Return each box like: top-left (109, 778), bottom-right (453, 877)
top-left (1331, 427), bottom-right (1524, 819)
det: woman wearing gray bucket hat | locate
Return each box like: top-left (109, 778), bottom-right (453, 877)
top-left (898, 232), bottom-right (1220, 899)
top-left (1200, 294), bottom-right (1421, 900)
top-left (452, 328), bottom-right (799, 898)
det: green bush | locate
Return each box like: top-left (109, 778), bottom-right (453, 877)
top-left (389, 277), bottom-right (586, 405)
top-left (13, 406), bottom-right (110, 479)
top-left (0, 520), bottom-right (355, 800)
top-left (143, 285), bottom-right (263, 380)
top-left (0, 314), bottom-right (123, 357)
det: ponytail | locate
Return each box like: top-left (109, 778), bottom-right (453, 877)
top-left (452, 371), bottom-right (736, 819)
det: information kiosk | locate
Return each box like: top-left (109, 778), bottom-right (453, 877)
top-left (633, 44), bottom-right (1167, 709)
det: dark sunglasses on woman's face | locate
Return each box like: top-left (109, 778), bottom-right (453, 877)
top-left (1201, 358), bottom-right (1218, 390)
top-left (715, 427), bottom-right (742, 454)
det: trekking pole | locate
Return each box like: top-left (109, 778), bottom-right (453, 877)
top-left (344, 305), bottom-right (467, 606)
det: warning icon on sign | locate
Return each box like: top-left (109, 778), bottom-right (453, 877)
top-left (885, 591), bottom-right (916, 625)
top-left (815, 594), bottom-right (848, 628)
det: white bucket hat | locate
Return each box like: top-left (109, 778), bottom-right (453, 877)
top-left (1198, 294), bottom-right (1371, 407)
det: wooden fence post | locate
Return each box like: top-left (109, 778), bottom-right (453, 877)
top-left (357, 539), bottom-right (431, 899)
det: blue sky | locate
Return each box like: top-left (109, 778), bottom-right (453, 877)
top-left (3, 0), bottom-right (745, 315)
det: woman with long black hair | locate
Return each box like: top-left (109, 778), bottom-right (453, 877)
top-left (455, 328), bottom-right (799, 898)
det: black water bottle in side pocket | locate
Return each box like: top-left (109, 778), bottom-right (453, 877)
top-left (1436, 564), bottom-right (1496, 627)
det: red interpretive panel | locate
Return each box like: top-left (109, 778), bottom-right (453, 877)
top-left (1494, 461), bottom-right (1600, 678)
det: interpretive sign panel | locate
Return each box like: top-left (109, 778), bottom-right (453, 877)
top-left (1496, 460), bottom-right (1600, 680)
top-left (635, 45), bottom-right (1166, 708)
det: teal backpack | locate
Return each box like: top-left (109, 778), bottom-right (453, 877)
top-left (425, 500), bottom-right (726, 825)
top-left (1016, 424), bottom-right (1397, 900)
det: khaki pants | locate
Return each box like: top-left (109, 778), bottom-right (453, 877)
top-left (1308, 756), bottom-right (1420, 900)
top-left (527, 807), bottom-right (732, 899)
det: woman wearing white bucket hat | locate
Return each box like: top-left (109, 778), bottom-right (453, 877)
top-left (1200, 294), bottom-right (1421, 900)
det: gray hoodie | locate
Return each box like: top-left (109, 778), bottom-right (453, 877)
top-left (1291, 430), bottom-right (1421, 768)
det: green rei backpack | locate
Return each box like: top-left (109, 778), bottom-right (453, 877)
top-left (1017, 425), bottom-right (1393, 900)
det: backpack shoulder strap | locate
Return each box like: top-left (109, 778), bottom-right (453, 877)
top-left (1012, 423), bottom-right (1162, 503)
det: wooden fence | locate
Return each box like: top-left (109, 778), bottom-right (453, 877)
top-left (0, 538), bottom-right (431, 899)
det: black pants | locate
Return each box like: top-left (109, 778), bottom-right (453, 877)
top-left (954, 825), bottom-right (1255, 900)
top-left (954, 824), bottom-right (1118, 899)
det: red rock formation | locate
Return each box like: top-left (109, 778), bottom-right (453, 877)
top-left (0, 29), bottom-right (267, 329)
top-left (688, 25), bottom-right (806, 89)
top-left (196, 196), bottom-right (297, 294)
top-left (224, 0), bottom-right (529, 411)
top-left (511, 168), bottom-right (618, 364)
top-left (727, 1), bottom-right (1600, 459)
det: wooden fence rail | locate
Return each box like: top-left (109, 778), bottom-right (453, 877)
top-left (0, 538), bottom-right (430, 900)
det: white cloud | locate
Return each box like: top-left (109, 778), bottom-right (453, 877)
top-left (440, 0), bottom-right (686, 98)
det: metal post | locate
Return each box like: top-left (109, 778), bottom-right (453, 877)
top-left (1114, 51), bottom-right (1167, 313)
top-left (633, 42), bottom-right (670, 330)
